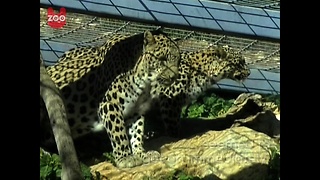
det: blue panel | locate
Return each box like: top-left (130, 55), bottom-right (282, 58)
top-left (154, 0), bottom-right (171, 2)
top-left (171, 0), bottom-right (202, 6)
top-left (40, 0), bottom-right (52, 5)
top-left (246, 89), bottom-right (275, 94)
top-left (111, 0), bottom-right (145, 10)
top-left (261, 70), bottom-right (280, 82)
top-left (201, 1), bottom-right (235, 11)
top-left (207, 8), bottom-right (245, 23)
top-left (40, 40), bottom-right (51, 50)
top-left (152, 12), bottom-right (189, 25)
top-left (243, 79), bottom-right (274, 91)
top-left (247, 69), bottom-right (265, 79)
top-left (40, 50), bottom-right (59, 62)
top-left (272, 18), bottom-right (280, 28)
top-left (143, 0), bottom-right (180, 14)
top-left (219, 79), bottom-right (245, 87)
top-left (41, 0), bottom-right (280, 41)
top-left (185, 17), bottom-right (221, 30)
top-left (50, 0), bottom-right (87, 10)
top-left (175, 4), bottom-right (212, 18)
top-left (270, 81), bottom-right (280, 92)
top-left (216, 84), bottom-right (249, 92)
top-left (233, 4), bottom-right (268, 16)
top-left (55, 52), bottom-right (65, 58)
top-left (46, 41), bottom-right (77, 52)
top-left (250, 25), bottom-right (279, 39)
top-left (82, 2), bottom-right (120, 16)
top-left (241, 13), bottom-right (277, 28)
top-left (264, 9), bottom-right (280, 18)
top-left (218, 21), bottom-right (253, 35)
top-left (82, 0), bottom-right (112, 5)
top-left (214, 0), bottom-right (235, 3)
top-left (118, 7), bottom-right (154, 21)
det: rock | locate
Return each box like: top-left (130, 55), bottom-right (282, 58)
top-left (229, 93), bottom-right (279, 116)
top-left (231, 110), bottom-right (280, 138)
top-left (177, 93), bottom-right (280, 141)
top-left (226, 93), bottom-right (280, 140)
top-left (89, 93), bottom-right (280, 179)
top-left (90, 126), bottom-right (277, 180)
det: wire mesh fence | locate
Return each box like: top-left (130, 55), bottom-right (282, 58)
top-left (40, 4), bottom-right (280, 95)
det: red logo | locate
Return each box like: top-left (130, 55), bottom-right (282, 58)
top-left (47, 7), bottom-right (66, 29)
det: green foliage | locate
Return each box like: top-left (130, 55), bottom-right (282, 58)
top-left (181, 93), bottom-right (234, 119)
top-left (181, 93), bottom-right (280, 119)
top-left (179, 92), bottom-right (280, 179)
top-left (103, 151), bottom-right (116, 166)
top-left (40, 150), bottom-right (94, 180)
top-left (40, 153), bottom-right (61, 180)
top-left (262, 94), bottom-right (280, 108)
top-left (81, 163), bottom-right (94, 180)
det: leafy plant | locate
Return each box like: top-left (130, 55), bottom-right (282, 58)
top-left (103, 151), bottom-right (116, 166)
top-left (40, 149), bottom-right (94, 180)
top-left (181, 93), bottom-right (234, 119)
top-left (262, 94), bottom-right (280, 108)
top-left (81, 163), bottom-right (94, 180)
top-left (40, 152), bottom-right (62, 180)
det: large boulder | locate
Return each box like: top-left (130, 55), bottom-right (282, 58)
top-left (88, 92), bottom-right (280, 179)
top-left (90, 126), bottom-right (277, 179)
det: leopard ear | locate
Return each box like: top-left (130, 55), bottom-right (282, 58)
top-left (143, 30), bottom-right (156, 46)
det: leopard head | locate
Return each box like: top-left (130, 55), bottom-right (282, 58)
top-left (139, 30), bottom-right (181, 85)
top-left (212, 46), bottom-right (250, 82)
top-left (189, 46), bottom-right (250, 83)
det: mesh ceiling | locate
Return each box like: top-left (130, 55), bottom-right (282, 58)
top-left (40, 8), bottom-right (280, 73)
top-left (40, 1), bottom-right (280, 95)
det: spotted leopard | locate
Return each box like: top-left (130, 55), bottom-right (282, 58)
top-left (150, 45), bottom-right (251, 137)
top-left (40, 30), bottom-right (180, 154)
top-left (97, 31), bottom-right (182, 168)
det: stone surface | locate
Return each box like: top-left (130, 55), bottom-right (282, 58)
top-left (90, 126), bottom-right (277, 180)
top-left (227, 93), bottom-right (280, 140)
top-left (89, 93), bottom-right (280, 179)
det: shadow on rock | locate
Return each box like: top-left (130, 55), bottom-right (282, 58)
top-left (145, 93), bottom-right (280, 142)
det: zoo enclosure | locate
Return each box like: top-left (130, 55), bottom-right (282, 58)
top-left (40, 0), bottom-right (280, 95)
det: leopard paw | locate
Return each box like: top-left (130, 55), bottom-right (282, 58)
top-left (115, 155), bottom-right (143, 168)
top-left (141, 150), bottom-right (161, 164)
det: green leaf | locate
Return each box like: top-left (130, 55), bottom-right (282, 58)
top-left (40, 165), bottom-right (53, 178)
top-left (55, 168), bottom-right (62, 178)
top-left (187, 104), bottom-right (205, 118)
top-left (103, 152), bottom-right (116, 165)
top-left (81, 163), bottom-right (94, 180)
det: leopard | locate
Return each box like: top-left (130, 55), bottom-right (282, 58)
top-left (149, 45), bottom-right (251, 137)
top-left (97, 32), bottom-right (183, 168)
top-left (40, 29), bottom-right (181, 159)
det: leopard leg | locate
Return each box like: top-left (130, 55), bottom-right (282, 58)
top-left (160, 97), bottom-right (183, 137)
top-left (128, 114), bottom-right (160, 164)
top-left (98, 102), bottom-right (143, 168)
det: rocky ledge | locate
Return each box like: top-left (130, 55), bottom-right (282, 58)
top-left (90, 93), bottom-right (280, 179)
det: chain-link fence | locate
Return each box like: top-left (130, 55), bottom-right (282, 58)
top-left (40, 1), bottom-right (279, 95)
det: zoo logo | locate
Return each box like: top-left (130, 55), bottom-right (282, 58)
top-left (47, 7), bottom-right (66, 29)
